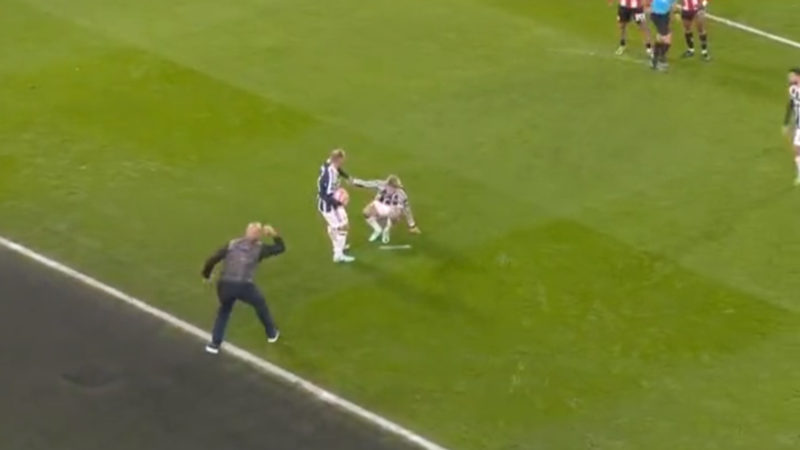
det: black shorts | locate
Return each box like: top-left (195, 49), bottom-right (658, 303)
top-left (681, 8), bottom-right (704, 21)
top-left (650, 12), bottom-right (671, 36)
top-left (618, 6), bottom-right (646, 24)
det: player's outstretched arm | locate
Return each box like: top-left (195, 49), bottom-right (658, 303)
top-left (402, 202), bottom-right (420, 233)
top-left (351, 178), bottom-right (386, 189)
top-left (337, 167), bottom-right (352, 181)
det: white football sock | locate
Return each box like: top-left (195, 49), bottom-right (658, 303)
top-left (794, 156), bottom-right (800, 176)
top-left (366, 216), bottom-right (382, 233)
top-left (382, 219), bottom-right (393, 235)
top-left (327, 227), bottom-right (339, 254)
top-left (334, 230), bottom-right (348, 256)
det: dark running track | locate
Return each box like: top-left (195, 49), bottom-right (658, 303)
top-left (0, 247), bottom-right (415, 450)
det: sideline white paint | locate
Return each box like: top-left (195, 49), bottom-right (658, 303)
top-left (0, 236), bottom-right (449, 450)
top-left (0, 12), bottom-right (797, 450)
top-left (706, 14), bottom-right (800, 50)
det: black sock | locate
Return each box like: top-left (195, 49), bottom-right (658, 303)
top-left (662, 43), bottom-right (671, 61)
top-left (620, 38), bottom-right (626, 47)
top-left (699, 33), bottom-right (708, 51)
top-left (645, 41), bottom-right (652, 50)
top-left (685, 32), bottom-right (695, 50)
top-left (653, 42), bottom-right (667, 62)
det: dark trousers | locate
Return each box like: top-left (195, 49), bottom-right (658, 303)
top-left (211, 280), bottom-right (278, 346)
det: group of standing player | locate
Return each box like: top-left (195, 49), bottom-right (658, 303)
top-left (317, 149), bottom-right (420, 263)
top-left (615, 2), bottom-right (800, 184)
top-left (613, 0), bottom-right (710, 70)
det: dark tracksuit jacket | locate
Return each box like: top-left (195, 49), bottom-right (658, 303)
top-left (201, 236), bottom-right (285, 346)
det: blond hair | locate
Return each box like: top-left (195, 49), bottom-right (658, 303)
top-left (330, 148), bottom-right (346, 160)
top-left (385, 174), bottom-right (403, 188)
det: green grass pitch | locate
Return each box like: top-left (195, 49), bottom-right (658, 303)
top-left (2, 0), bottom-right (800, 448)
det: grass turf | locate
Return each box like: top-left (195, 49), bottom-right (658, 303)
top-left (2, 0), bottom-right (800, 448)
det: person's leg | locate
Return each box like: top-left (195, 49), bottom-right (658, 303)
top-left (242, 284), bottom-right (279, 342)
top-left (207, 282), bottom-right (237, 353)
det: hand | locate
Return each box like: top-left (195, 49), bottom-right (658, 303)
top-left (262, 224), bottom-right (277, 237)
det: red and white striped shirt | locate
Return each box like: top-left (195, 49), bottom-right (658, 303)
top-left (618, 0), bottom-right (643, 7)
top-left (681, 0), bottom-right (707, 11)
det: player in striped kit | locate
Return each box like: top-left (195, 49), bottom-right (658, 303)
top-left (679, 0), bottom-right (711, 61)
top-left (353, 175), bottom-right (420, 244)
top-left (610, 0), bottom-right (652, 56)
top-left (783, 68), bottom-right (800, 185)
top-left (317, 149), bottom-right (355, 263)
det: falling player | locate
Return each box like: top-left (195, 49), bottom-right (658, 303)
top-left (317, 148), bottom-right (355, 263)
top-left (611, 0), bottom-right (653, 56)
top-left (352, 175), bottom-right (420, 244)
top-left (783, 68), bottom-right (800, 185)
top-left (679, 0), bottom-right (710, 61)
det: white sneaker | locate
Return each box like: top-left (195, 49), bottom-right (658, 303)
top-left (205, 343), bottom-right (220, 354)
top-left (268, 330), bottom-right (280, 343)
top-left (334, 254), bottom-right (355, 263)
top-left (369, 229), bottom-right (382, 242)
top-left (381, 231), bottom-right (390, 244)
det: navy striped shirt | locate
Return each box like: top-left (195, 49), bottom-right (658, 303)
top-left (317, 160), bottom-right (349, 213)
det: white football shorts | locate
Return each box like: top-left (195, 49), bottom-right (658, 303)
top-left (321, 207), bottom-right (348, 229)
top-left (372, 201), bottom-right (401, 218)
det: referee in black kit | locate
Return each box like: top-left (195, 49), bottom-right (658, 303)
top-left (201, 222), bottom-right (285, 354)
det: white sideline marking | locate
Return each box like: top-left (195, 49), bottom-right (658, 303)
top-left (706, 14), bottom-right (800, 50)
top-left (379, 245), bottom-right (413, 250)
top-left (0, 236), bottom-right (449, 450)
top-left (552, 14), bottom-right (800, 65)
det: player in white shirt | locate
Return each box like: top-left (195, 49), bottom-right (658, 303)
top-left (317, 149), bottom-right (355, 262)
top-left (784, 68), bottom-right (800, 185)
top-left (353, 175), bottom-right (420, 243)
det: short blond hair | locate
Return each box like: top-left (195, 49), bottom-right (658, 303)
top-left (245, 222), bottom-right (263, 239)
top-left (330, 148), bottom-right (346, 160)
top-left (386, 174), bottom-right (402, 188)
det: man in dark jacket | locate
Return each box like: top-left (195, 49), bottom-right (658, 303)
top-left (201, 223), bottom-right (285, 354)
